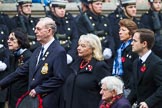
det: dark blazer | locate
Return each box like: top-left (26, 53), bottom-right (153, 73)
top-left (111, 96), bottom-right (131, 108)
top-left (0, 40), bottom-right (68, 108)
top-left (64, 57), bottom-right (111, 108)
top-left (128, 52), bottom-right (162, 108)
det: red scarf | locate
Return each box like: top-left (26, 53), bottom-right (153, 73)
top-left (100, 94), bottom-right (123, 108)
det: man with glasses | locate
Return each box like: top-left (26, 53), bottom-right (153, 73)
top-left (12, 0), bottom-right (39, 52)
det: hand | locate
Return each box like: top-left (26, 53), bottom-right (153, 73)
top-left (67, 54), bottom-right (73, 64)
top-left (103, 48), bottom-right (112, 60)
top-left (139, 102), bottom-right (148, 108)
top-left (29, 89), bottom-right (36, 97)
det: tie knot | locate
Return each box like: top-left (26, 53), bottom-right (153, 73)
top-left (138, 58), bottom-right (143, 66)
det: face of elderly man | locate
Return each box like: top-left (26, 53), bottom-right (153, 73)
top-left (100, 83), bottom-right (114, 102)
top-left (35, 18), bottom-right (55, 45)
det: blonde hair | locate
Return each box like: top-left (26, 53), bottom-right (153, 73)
top-left (79, 34), bottom-right (104, 61)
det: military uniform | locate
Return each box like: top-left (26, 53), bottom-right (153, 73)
top-left (140, 9), bottom-right (162, 58)
top-left (0, 12), bottom-right (14, 32)
top-left (0, 46), bottom-right (9, 108)
top-left (0, 12), bottom-right (10, 108)
top-left (77, 10), bottom-right (115, 56)
top-left (12, 0), bottom-right (40, 52)
top-left (47, 12), bottom-right (79, 59)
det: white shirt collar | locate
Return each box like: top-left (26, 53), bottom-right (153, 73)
top-left (140, 50), bottom-right (152, 63)
top-left (42, 38), bottom-right (54, 54)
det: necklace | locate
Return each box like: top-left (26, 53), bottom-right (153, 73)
top-left (80, 60), bottom-right (90, 69)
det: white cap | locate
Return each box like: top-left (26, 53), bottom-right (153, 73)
top-left (121, 0), bottom-right (136, 5)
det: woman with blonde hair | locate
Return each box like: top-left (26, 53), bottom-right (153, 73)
top-left (64, 33), bottom-right (111, 108)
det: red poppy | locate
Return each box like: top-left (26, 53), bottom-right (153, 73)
top-left (87, 65), bottom-right (93, 71)
top-left (121, 57), bottom-right (126, 63)
top-left (140, 64), bottom-right (146, 73)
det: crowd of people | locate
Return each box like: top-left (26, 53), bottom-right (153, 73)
top-left (0, 0), bottom-right (162, 108)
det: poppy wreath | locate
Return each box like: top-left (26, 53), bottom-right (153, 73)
top-left (140, 64), bottom-right (146, 73)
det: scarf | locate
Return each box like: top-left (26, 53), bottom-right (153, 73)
top-left (112, 40), bottom-right (132, 76)
top-left (100, 94), bottom-right (123, 108)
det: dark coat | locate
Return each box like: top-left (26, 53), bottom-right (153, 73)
top-left (8, 49), bottom-right (32, 108)
top-left (0, 40), bottom-right (68, 108)
top-left (128, 52), bottom-right (162, 108)
top-left (47, 12), bottom-right (79, 59)
top-left (64, 57), bottom-right (111, 108)
top-left (111, 96), bottom-right (131, 108)
top-left (140, 9), bottom-right (162, 58)
top-left (120, 45), bottom-right (138, 89)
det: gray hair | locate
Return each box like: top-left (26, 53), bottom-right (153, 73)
top-left (39, 17), bottom-right (57, 34)
top-left (101, 76), bottom-right (124, 95)
top-left (79, 33), bottom-right (104, 61)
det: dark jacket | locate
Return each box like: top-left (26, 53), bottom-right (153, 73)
top-left (0, 40), bottom-right (68, 108)
top-left (120, 45), bottom-right (138, 89)
top-left (64, 57), bottom-right (111, 108)
top-left (8, 49), bottom-right (32, 108)
top-left (111, 96), bottom-right (131, 108)
top-left (128, 52), bottom-right (162, 108)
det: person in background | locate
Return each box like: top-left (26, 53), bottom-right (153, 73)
top-left (140, 0), bottom-right (162, 59)
top-left (0, 17), bottom-right (68, 108)
top-left (6, 28), bottom-right (32, 108)
top-left (12, 0), bottom-right (39, 52)
top-left (47, 0), bottom-right (79, 64)
top-left (64, 33), bottom-right (111, 108)
top-left (112, 19), bottom-right (138, 98)
top-left (108, 0), bottom-right (141, 50)
top-left (100, 76), bottom-right (131, 108)
top-left (128, 29), bottom-right (162, 108)
top-left (76, 0), bottom-right (115, 66)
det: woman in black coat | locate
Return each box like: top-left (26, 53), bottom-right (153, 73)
top-left (7, 28), bottom-right (32, 108)
top-left (64, 33), bottom-right (111, 108)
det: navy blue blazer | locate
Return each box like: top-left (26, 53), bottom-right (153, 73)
top-left (0, 40), bottom-right (68, 108)
top-left (128, 52), bottom-right (162, 108)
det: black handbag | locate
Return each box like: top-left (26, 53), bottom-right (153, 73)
top-left (16, 91), bottom-right (43, 108)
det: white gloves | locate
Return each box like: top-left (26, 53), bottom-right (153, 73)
top-left (0, 44), bottom-right (3, 48)
top-left (103, 48), bottom-right (112, 60)
top-left (67, 54), bottom-right (73, 64)
top-left (0, 61), bottom-right (7, 71)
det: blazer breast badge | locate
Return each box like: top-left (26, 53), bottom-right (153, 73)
top-left (41, 63), bottom-right (48, 74)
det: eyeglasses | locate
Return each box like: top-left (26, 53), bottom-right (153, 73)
top-left (8, 37), bottom-right (17, 41)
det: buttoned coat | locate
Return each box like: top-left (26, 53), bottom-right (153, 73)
top-left (64, 57), bottom-right (111, 108)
